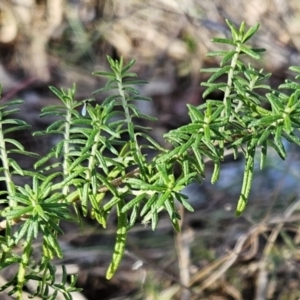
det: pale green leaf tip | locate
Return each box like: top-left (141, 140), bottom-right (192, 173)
top-left (235, 209), bottom-right (242, 217)
top-left (106, 270), bottom-right (113, 280)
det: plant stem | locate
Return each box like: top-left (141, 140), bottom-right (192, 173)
top-left (0, 123), bottom-right (15, 200)
top-left (223, 45), bottom-right (241, 119)
top-left (62, 108), bottom-right (72, 195)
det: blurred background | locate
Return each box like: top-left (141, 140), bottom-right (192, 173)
top-left (1, 0), bottom-right (300, 299)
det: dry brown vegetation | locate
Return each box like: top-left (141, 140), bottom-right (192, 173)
top-left (1, 1), bottom-right (300, 299)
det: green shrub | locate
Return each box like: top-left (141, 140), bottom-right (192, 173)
top-left (0, 19), bottom-right (300, 299)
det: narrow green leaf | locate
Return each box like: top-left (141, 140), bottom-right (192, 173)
top-left (202, 83), bottom-right (228, 98)
top-left (126, 178), bottom-right (165, 192)
top-left (207, 65), bottom-right (231, 83)
top-left (284, 115), bottom-right (292, 134)
top-left (47, 120), bottom-right (65, 131)
top-left (121, 193), bottom-right (146, 213)
top-left (156, 147), bottom-right (180, 163)
top-left (3, 206), bottom-right (33, 219)
top-left (257, 128), bottom-right (271, 145)
top-left (242, 23), bottom-right (260, 43)
top-left (151, 205), bottom-right (158, 231)
top-left (211, 38), bottom-right (236, 46)
top-left (34, 152), bottom-right (56, 169)
top-left (206, 51), bottom-right (228, 57)
top-left (127, 204), bottom-right (139, 229)
top-left (121, 58), bottom-right (136, 74)
top-left (92, 71), bottom-right (115, 78)
top-left (225, 19), bottom-right (239, 41)
top-left (267, 93), bottom-right (284, 113)
top-left (4, 138), bottom-right (24, 150)
top-left (49, 86), bottom-right (65, 102)
top-left (103, 196), bottom-right (122, 212)
top-left (1, 109), bottom-right (22, 117)
top-left (140, 193), bottom-right (158, 216)
top-left (274, 126), bottom-right (286, 159)
top-left (240, 46), bottom-right (260, 59)
top-left (249, 115), bottom-right (281, 127)
top-left (69, 155), bottom-right (90, 171)
top-left (106, 200), bottom-right (127, 279)
top-left (164, 198), bottom-right (180, 232)
top-left (204, 125), bottom-right (211, 142)
top-left (122, 86), bottom-right (140, 95)
top-left (130, 95), bottom-right (152, 101)
top-left (9, 159), bottom-right (24, 175)
top-left (41, 105), bottom-right (65, 112)
top-left (177, 196), bottom-right (194, 212)
top-left (28, 217), bottom-right (38, 240)
top-left (123, 79), bottom-right (148, 85)
top-left (289, 66), bottom-right (300, 73)
top-left (155, 190), bottom-right (172, 210)
top-left (14, 220), bottom-right (31, 244)
top-left (0, 99), bottom-right (24, 108)
top-left (44, 233), bottom-right (63, 258)
top-left (122, 72), bottom-right (138, 78)
top-left (236, 150), bottom-right (255, 216)
top-left (187, 104), bottom-right (204, 121)
top-left (221, 51), bottom-right (237, 66)
top-left (283, 132), bottom-right (300, 146)
top-left (239, 22), bottom-right (245, 36)
top-left (260, 141), bottom-right (267, 169)
top-left (211, 160), bottom-right (220, 184)
top-left (200, 67), bottom-right (222, 73)
top-left (3, 125), bottom-right (31, 135)
top-left (59, 170), bottom-right (87, 187)
top-left (178, 139), bottom-right (194, 156)
top-left (191, 145), bottom-right (205, 176)
top-left (136, 133), bottom-right (166, 151)
top-left (8, 149), bottom-right (39, 157)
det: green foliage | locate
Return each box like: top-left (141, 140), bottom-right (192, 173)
top-left (0, 19), bottom-right (300, 298)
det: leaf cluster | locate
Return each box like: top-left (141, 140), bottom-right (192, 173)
top-left (164, 20), bottom-right (300, 216)
top-left (0, 19), bottom-right (300, 299)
